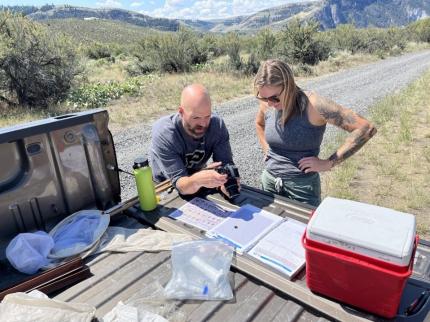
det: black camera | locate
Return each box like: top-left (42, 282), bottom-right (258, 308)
top-left (215, 163), bottom-right (240, 199)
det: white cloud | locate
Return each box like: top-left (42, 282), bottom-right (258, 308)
top-left (231, 0), bottom-right (288, 16)
top-left (145, 0), bottom-right (305, 20)
top-left (96, 0), bottom-right (123, 8)
top-left (166, 0), bottom-right (187, 5)
top-left (130, 2), bottom-right (143, 7)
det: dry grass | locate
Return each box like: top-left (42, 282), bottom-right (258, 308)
top-left (105, 71), bottom-right (253, 132)
top-left (312, 51), bottom-right (377, 76)
top-left (85, 58), bottom-right (130, 83)
top-left (404, 41), bottom-right (430, 53)
top-left (321, 70), bottom-right (430, 239)
top-left (0, 67), bottom-right (252, 130)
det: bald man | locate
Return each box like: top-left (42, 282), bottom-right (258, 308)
top-left (149, 84), bottom-right (236, 195)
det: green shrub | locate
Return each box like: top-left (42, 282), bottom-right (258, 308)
top-left (328, 24), bottom-right (407, 56)
top-left (132, 27), bottom-right (209, 74)
top-left (85, 42), bottom-right (114, 60)
top-left (279, 19), bottom-right (331, 65)
top-left (254, 28), bottom-right (278, 61)
top-left (126, 59), bottom-right (157, 77)
top-left (0, 12), bottom-right (81, 108)
top-left (201, 33), bottom-right (224, 58)
top-left (66, 78), bottom-right (143, 109)
top-left (327, 24), bottom-right (362, 54)
top-left (241, 53), bottom-right (260, 75)
top-left (223, 32), bottom-right (242, 70)
top-left (407, 18), bottom-right (430, 43)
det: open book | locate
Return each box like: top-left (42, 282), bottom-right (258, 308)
top-left (206, 204), bottom-right (307, 279)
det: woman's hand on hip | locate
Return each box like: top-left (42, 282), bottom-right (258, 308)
top-left (298, 156), bottom-right (333, 173)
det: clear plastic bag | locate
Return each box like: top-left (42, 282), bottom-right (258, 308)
top-left (164, 240), bottom-right (233, 301)
top-left (6, 231), bottom-right (54, 275)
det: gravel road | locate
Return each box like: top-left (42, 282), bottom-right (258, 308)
top-left (114, 50), bottom-right (430, 200)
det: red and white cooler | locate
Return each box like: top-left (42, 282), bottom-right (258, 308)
top-left (303, 197), bottom-right (417, 318)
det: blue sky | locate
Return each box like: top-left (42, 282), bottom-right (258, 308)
top-left (0, 0), bottom-right (312, 20)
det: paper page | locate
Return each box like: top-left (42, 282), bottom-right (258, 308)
top-left (248, 218), bottom-right (306, 279)
top-left (168, 197), bottom-right (234, 231)
top-left (206, 204), bottom-right (283, 253)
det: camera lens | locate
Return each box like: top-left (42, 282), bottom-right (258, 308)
top-left (225, 177), bottom-right (240, 199)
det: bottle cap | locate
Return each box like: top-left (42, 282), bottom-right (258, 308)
top-left (133, 157), bottom-right (149, 169)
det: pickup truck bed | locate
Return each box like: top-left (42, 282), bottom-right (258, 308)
top-left (1, 110), bottom-right (429, 321)
top-left (56, 186), bottom-right (430, 322)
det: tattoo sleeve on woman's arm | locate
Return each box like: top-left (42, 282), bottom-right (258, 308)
top-left (315, 95), bottom-right (377, 166)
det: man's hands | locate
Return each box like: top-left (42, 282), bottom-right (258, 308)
top-left (194, 162), bottom-right (228, 189)
top-left (298, 156), bottom-right (333, 173)
top-left (175, 162), bottom-right (227, 195)
top-left (220, 177), bottom-right (241, 198)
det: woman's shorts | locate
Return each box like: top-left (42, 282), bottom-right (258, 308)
top-left (261, 169), bottom-right (321, 207)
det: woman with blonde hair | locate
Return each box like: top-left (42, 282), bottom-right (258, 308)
top-left (254, 59), bottom-right (376, 206)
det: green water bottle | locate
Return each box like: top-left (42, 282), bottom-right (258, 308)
top-left (133, 157), bottom-right (157, 211)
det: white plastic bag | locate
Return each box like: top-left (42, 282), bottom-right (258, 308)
top-left (102, 301), bottom-right (168, 322)
top-left (0, 290), bottom-right (95, 322)
top-left (164, 240), bottom-right (233, 300)
top-left (6, 231), bottom-right (54, 274)
top-left (125, 281), bottom-right (186, 322)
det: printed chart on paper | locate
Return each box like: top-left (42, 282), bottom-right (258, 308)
top-left (168, 197), bottom-right (235, 231)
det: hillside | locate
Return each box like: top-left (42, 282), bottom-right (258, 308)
top-left (209, 2), bottom-right (317, 32)
top-left (2, 0), bottom-right (430, 33)
top-left (42, 19), bottom-right (155, 45)
top-left (28, 5), bottom-right (182, 32)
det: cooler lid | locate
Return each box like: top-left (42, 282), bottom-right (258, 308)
top-left (307, 197), bottom-right (416, 259)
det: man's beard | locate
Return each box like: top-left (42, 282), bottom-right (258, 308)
top-left (184, 124), bottom-right (208, 139)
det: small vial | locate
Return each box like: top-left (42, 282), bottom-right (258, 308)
top-left (189, 256), bottom-right (223, 285)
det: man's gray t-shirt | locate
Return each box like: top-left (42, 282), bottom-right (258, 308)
top-left (149, 113), bottom-right (233, 186)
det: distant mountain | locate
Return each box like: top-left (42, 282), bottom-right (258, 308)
top-left (26, 5), bottom-right (183, 32)
top-left (207, 0), bottom-right (430, 32)
top-left (314, 0), bottom-right (430, 30)
top-left (208, 2), bottom-right (318, 32)
top-left (2, 0), bottom-right (430, 33)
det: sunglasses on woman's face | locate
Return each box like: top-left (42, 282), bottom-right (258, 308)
top-left (255, 95), bottom-right (281, 103)
top-left (255, 88), bottom-right (283, 103)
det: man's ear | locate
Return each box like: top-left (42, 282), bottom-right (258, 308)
top-left (178, 106), bottom-right (184, 115)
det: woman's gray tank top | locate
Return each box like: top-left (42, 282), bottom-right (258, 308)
top-left (265, 106), bottom-right (326, 178)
